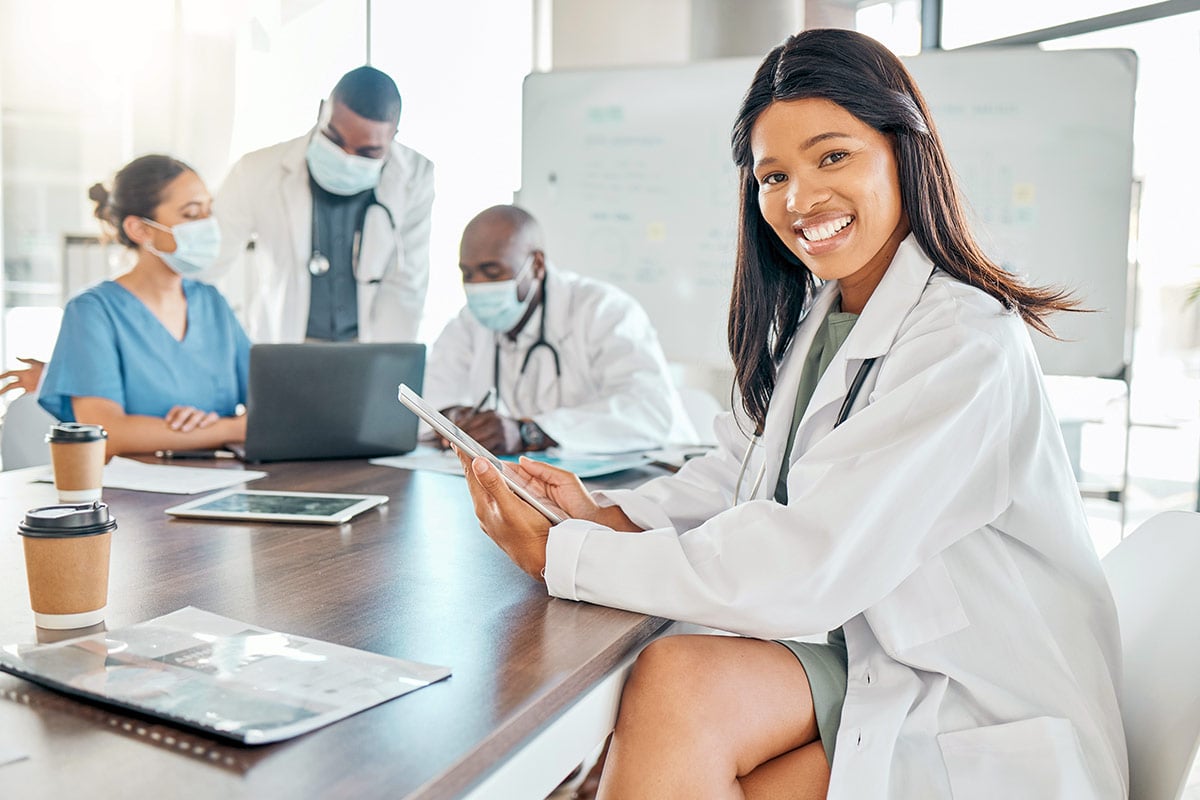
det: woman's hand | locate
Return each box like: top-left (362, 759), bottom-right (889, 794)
top-left (164, 405), bottom-right (218, 432)
top-left (500, 456), bottom-right (642, 533)
top-left (0, 357), bottom-right (45, 396)
top-left (456, 450), bottom-right (552, 581)
top-left (511, 458), bottom-right (640, 531)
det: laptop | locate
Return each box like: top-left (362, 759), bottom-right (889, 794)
top-left (227, 342), bottom-right (425, 463)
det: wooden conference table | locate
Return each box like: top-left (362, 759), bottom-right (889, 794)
top-left (0, 457), bottom-right (672, 798)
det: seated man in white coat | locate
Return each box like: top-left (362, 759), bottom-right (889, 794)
top-left (210, 66), bottom-right (433, 343)
top-left (424, 205), bottom-right (696, 455)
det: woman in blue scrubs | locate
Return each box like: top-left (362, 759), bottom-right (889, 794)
top-left (38, 155), bottom-right (250, 457)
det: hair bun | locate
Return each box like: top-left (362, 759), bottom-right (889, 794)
top-left (87, 182), bottom-right (112, 224)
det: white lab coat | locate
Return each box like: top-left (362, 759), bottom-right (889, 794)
top-left (423, 268), bottom-right (697, 453)
top-left (209, 129), bottom-right (434, 343)
top-left (545, 238), bottom-right (1127, 798)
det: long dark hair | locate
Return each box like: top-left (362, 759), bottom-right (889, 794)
top-left (88, 154), bottom-right (192, 249)
top-left (728, 28), bottom-right (1080, 434)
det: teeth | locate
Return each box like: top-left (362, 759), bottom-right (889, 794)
top-left (801, 216), bottom-right (853, 242)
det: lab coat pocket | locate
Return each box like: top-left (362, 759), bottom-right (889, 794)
top-left (864, 554), bottom-right (968, 654)
top-left (938, 716), bottom-right (1097, 799)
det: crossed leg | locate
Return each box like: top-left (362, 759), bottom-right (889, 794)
top-left (596, 634), bottom-right (830, 800)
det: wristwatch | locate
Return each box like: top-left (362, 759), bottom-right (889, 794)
top-left (518, 419), bottom-right (547, 451)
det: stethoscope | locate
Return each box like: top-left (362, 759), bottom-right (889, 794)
top-left (307, 190), bottom-right (397, 282)
top-left (492, 275), bottom-right (563, 411)
top-left (732, 355), bottom-right (878, 506)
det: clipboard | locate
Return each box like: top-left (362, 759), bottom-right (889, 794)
top-left (397, 384), bottom-right (568, 524)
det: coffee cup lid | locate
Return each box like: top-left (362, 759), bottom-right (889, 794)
top-left (19, 501), bottom-right (117, 538)
top-left (45, 422), bottom-right (108, 443)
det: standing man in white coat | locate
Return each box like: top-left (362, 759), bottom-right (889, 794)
top-left (423, 204), bottom-right (696, 455)
top-left (454, 30), bottom-right (1127, 799)
top-left (210, 66), bottom-right (433, 343)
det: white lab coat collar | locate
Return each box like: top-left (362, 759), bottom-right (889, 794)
top-left (762, 235), bottom-right (936, 468)
top-left (841, 235), bottom-right (937, 362)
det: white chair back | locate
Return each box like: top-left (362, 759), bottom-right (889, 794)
top-left (1, 393), bottom-right (55, 470)
top-left (1102, 510), bottom-right (1200, 800)
top-left (677, 387), bottom-right (724, 447)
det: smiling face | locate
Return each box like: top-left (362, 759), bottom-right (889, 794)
top-left (751, 97), bottom-right (910, 311)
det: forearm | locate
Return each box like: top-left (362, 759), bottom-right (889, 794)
top-left (73, 408), bottom-right (246, 458)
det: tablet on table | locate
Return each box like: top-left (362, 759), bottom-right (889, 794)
top-left (165, 489), bottom-right (388, 525)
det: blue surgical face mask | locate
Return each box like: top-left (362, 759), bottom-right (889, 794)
top-left (464, 257), bottom-right (536, 333)
top-left (141, 216), bottom-right (222, 276)
top-left (306, 131), bottom-right (385, 196)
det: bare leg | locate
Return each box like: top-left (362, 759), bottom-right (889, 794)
top-left (596, 634), bottom-right (829, 800)
top-left (742, 741), bottom-right (830, 800)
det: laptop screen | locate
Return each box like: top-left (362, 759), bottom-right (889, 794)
top-left (237, 342), bottom-right (425, 462)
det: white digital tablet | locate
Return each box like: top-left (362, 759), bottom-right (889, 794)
top-left (397, 383), bottom-right (568, 524)
top-left (164, 489), bottom-right (389, 525)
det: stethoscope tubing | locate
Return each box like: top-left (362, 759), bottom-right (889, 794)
top-left (308, 191), bottom-right (397, 284)
top-left (492, 276), bottom-right (563, 411)
top-left (733, 355), bottom-right (878, 506)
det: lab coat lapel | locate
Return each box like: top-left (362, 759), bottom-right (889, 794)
top-left (357, 140), bottom-right (408, 282)
top-left (372, 140), bottom-right (408, 215)
top-left (280, 131), bottom-right (314, 275)
top-left (758, 280), bottom-right (841, 484)
top-left (796, 236), bottom-right (937, 434)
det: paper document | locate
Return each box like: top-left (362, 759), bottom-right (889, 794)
top-left (0, 744), bottom-right (28, 768)
top-left (372, 446), bottom-right (653, 479)
top-left (37, 456), bottom-right (267, 495)
top-left (497, 451), bottom-right (652, 478)
top-left (370, 446), bottom-right (463, 475)
top-left (0, 606), bottom-right (451, 745)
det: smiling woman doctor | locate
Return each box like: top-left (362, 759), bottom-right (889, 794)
top-left (456, 28), bottom-right (1127, 799)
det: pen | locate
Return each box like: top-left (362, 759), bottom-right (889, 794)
top-left (155, 449), bottom-right (236, 460)
top-left (469, 388), bottom-right (495, 416)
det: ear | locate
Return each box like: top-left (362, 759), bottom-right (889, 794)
top-left (531, 250), bottom-right (547, 280)
top-left (122, 216), bottom-right (153, 248)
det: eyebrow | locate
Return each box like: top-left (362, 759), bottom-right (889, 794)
top-left (325, 122), bottom-right (346, 145)
top-left (460, 260), bottom-right (506, 272)
top-left (327, 121), bottom-right (386, 157)
top-left (754, 131), bottom-right (853, 168)
top-left (177, 200), bottom-right (203, 212)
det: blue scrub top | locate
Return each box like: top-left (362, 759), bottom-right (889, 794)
top-left (38, 279), bottom-right (250, 422)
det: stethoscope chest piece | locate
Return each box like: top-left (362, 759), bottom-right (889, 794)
top-left (308, 252), bottom-right (331, 276)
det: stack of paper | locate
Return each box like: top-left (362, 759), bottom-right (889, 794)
top-left (38, 456), bottom-right (267, 495)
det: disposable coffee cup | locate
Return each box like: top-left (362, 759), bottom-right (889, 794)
top-left (19, 501), bottom-right (117, 629)
top-left (46, 422), bottom-right (107, 502)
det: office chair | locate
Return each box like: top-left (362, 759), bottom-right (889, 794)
top-left (677, 387), bottom-right (723, 447)
top-left (1102, 510), bottom-right (1200, 800)
top-left (1, 393), bottom-right (55, 470)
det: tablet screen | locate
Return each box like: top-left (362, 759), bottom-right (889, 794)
top-left (165, 490), bottom-right (389, 525)
top-left (195, 493), bottom-right (362, 516)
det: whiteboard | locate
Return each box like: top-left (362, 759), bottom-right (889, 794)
top-left (518, 47), bottom-right (1137, 378)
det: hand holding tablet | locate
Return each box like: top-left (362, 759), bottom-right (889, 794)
top-left (397, 384), bottom-right (568, 524)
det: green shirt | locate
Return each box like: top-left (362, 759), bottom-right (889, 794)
top-left (774, 304), bottom-right (859, 504)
